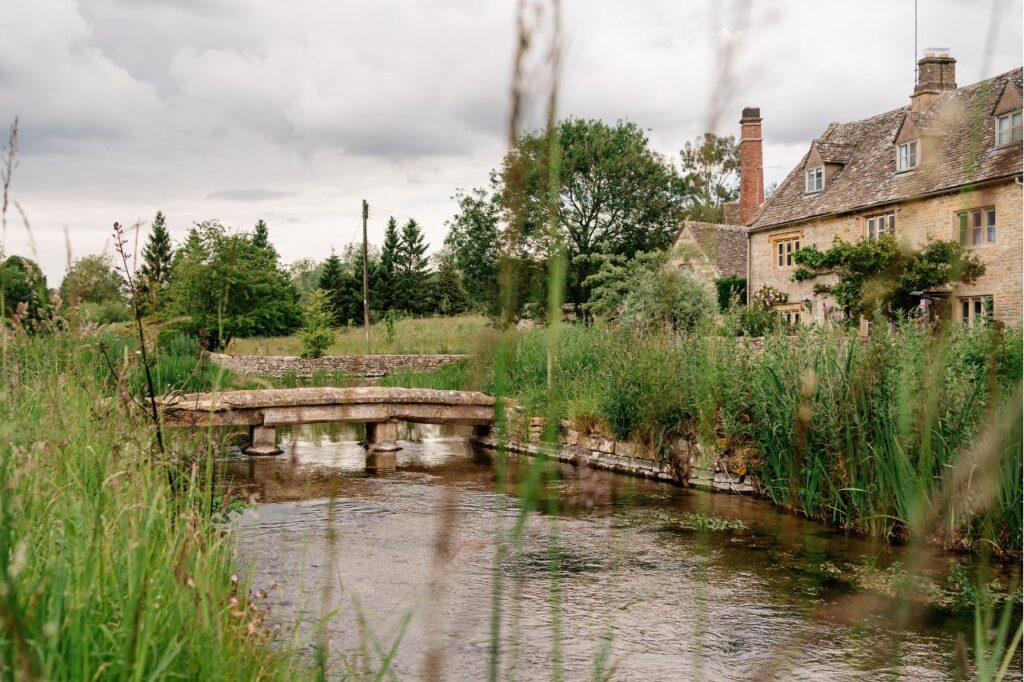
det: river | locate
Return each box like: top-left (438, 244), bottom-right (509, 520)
top-left (222, 423), bottom-right (1020, 681)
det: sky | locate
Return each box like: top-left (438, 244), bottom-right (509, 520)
top-left (2, 0), bottom-right (1021, 282)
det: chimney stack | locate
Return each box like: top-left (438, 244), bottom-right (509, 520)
top-left (911, 48), bottom-right (956, 111)
top-left (739, 107), bottom-right (764, 225)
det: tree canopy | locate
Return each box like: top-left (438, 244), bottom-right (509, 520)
top-left (445, 118), bottom-right (687, 319)
top-left (0, 255), bottom-right (49, 326)
top-left (166, 220), bottom-right (301, 346)
top-left (679, 132), bottom-right (740, 223)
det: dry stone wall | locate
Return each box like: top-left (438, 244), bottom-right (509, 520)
top-left (473, 414), bottom-right (757, 494)
top-left (206, 352), bottom-right (467, 379)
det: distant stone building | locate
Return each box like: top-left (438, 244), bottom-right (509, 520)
top-left (745, 52), bottom-right (1023, 327)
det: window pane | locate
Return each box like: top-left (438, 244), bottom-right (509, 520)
top-left (867, 218), bottom-right (874, 238)
top-left (958, 213), bottom-right (968, 244)
top-left (973, 210), bottom-right (982, 227)
top-left (888, 214), bottom-right (895, 229)
top-left (973, 227), bottom-right (982, 245)
top-left (987, 209), bottom-right (996, 242)
top-left (974, 299), bottom-right (982, 316)
top-left (962, 300), bottom-right (970, 321)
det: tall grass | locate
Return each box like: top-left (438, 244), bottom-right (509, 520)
top-left (0, 332), bottom-right (318, 679)
top-left (479, 321), bottom-right (1023, 556)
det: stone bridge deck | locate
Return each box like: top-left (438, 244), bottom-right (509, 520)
top-left (160, 387), bottom-right (495, 467)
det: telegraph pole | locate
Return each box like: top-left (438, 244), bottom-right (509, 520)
top-left (362, 199), bottom-right (370, 346)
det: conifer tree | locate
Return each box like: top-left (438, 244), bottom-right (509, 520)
top-left (318, 251), bottom-right (347, 326)
top-left (378, 217), bottom-right (401, 311)
top-left (395, 219), bottom-right (430, 314)
top-left (139, 211), bottom-right (173, 286)
top-left (253, 219), bottom-right (271, 250)
top-left (434, 249), bottom-right (467, 315)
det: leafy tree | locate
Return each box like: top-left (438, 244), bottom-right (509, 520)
top-left (378, 217), bottom-right (401, 311)
top-left (287, 258), bottom-right (324, 300)
top-left (60, 254), bottom-right (125, 306)
top-left (585, 250), bottom-right (711, 336)
top-left (166, 220), bottom-right (301, 347)
top-left (0, 255), bottom-right (48, 326)
top-left (394, 219), bottom-right (430, 314)
top-left (444, 183), bottom-right (501, 314)
top-left (433, 248), bottom-right (468, 315)
top-left (679, 132), bottom-right (740, 223)
top-left (447, 118), bottom-right (685, 318)
top-left (793, 236), bottom-right (985, 320)
top-left (299, 289), bottom-right (335, 358)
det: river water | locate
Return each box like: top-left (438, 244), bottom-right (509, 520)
top-left (222, 423), bottom-right (1020, 681)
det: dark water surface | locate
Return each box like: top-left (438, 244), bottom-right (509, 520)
top-left (222, 423), bottom-right (1019, 681)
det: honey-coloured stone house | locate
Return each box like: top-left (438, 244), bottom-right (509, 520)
top-left (743, 51), bottom-right (1023, 328)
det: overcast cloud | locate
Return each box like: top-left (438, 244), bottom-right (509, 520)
top-left (2, 0), bottom-right (1021, 281)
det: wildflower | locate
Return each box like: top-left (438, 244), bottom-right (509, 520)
top-left (230, 574), bottom-right (239, 584)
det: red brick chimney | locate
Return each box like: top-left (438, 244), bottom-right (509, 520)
top-left (739, 107), bottom-right (764, 225)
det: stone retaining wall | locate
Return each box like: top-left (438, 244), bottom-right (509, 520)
top-left (472, 415), bottom-right (757, 494)
top-left (206, 352), bottom-right (468, 379)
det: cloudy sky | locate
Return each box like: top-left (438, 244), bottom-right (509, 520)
top-left (2, 0), bottom-right (1021, 281)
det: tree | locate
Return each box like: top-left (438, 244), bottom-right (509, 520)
top-left (299, 289), bottom-right (335, 358)
top-left (793, 236), bottom-right (985, 320)
top-left (433, 248), bottom-right (468, 315)
top-left (584, 250), bottom-right (711, 336)
top-left (288, 258), bottom-right (324, 300)
top-left (444, 183), bottom-right (501, 314)
top-left (60, 254), bottom-right (125, 306)
top-left (166, 220), bottom-right (301, 347)
top-left (253, 219), bottom-right (270, 249)
top-left (139, 211), bottom-right (173, 286)
top-left (394, 219), bottom-right (430, 314)
top-left (679, 132), bottom-right (740, 223)
top-left (446, 118), bottom-right (686, 318)
top-left (378, 217), bottom-right (401, 311)
top-left (0, 255), bottom-right (48, 326)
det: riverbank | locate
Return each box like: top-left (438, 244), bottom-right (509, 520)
top-left (0, 333), bottom-right (325, 678)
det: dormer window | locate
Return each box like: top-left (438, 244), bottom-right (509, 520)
top-left (996, 110), bottom-right (1022, 146)
top-left (805, 166), bottom-right (823, 193)
top-left (897, 139), bottom-right (918, 171)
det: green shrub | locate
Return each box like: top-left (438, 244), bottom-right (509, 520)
top-left (299, 289), bottom-right (335, 359)
top-left (714, 275), bottom-right (746, 311)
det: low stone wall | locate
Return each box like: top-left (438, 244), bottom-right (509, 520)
top-left (206, 352), bottom-right (468, 379)
top-left (472, 415), bottom-right (757, 494)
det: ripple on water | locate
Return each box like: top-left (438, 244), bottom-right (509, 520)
top-left (220, 425), bottom-right (1019, 681)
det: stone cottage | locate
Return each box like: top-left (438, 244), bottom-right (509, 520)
top-left (745, 51), bottom-right (1023, 327)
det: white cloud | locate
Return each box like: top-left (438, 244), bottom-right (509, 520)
top-left (1, 0), bottom-right (1020, 283)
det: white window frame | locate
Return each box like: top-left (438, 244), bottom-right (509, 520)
top-left (804, 166), bottom-right (823, 193)
top-left (774, 235), bottom-right (801, 269)
top-left (957, 207), bottom-right (996, 247)
top-left (866, 212), bottom-right (896, 240)
top-left (897, 139), bottom-right (918, 171)
top-left (960, 295), bottom-right (993, 327)
top-left (995, 110), bottom-right (1022, 146)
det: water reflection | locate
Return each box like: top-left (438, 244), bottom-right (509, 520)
top-left (222, 424), bottom-right (1017, 681)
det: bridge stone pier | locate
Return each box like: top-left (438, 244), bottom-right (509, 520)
top-left (160, 387), bottom-right (495, 470)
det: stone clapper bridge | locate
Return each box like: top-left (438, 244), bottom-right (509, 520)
top-left (159, 387), bottom-right (496, 469)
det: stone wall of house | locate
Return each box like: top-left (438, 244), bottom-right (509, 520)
top-left (749, 181), bottom-right (1023, 327)
top-left (206, 352), bottom-right (467, 379)
top-left (472, 415), bottom-right (757, 495)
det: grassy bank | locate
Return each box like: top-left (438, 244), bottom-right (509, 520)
top-left (0, 333), bottom-right (320, 678)
top-left (227, 314), bottom-right (492, 356)
top-left (369, 321), bottom-right (1024, 557)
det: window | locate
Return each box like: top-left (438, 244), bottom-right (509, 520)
top-left (960, 295), bottom-right (993, 327)
top-left (805, 166), bottom-right (823, 193)
top-left (774, 236), bottom-right (801, 268)
top-left (957, 207), bottom-right (996, 246)
top-left (897, 139), bottom-right (918, 171)
top-left (996, 110), bottom-right (1022, 146)
top-left (777, 304), bottom-right (801, 327)
top-left (866, 212), bottom-right (895, 240)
